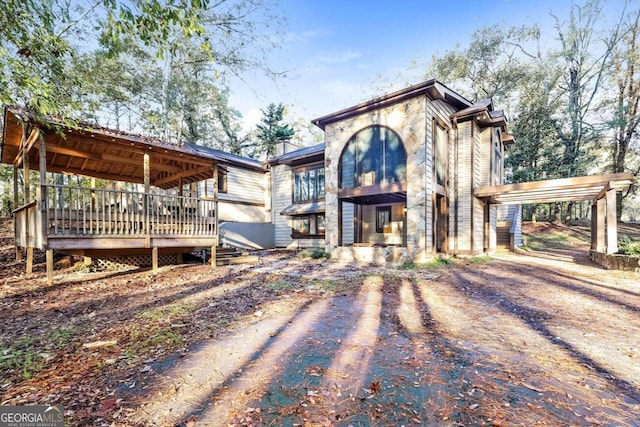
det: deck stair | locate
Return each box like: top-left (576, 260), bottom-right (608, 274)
top-left (212, 247), bottom-right (259, 266)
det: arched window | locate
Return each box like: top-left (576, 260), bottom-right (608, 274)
top-left (339, 126), bottom-right (407, 189)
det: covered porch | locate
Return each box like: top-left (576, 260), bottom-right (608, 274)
top-left (1, 107), bottom-right (222, 284)
top-left (474, 173), bottom-right (636, 257)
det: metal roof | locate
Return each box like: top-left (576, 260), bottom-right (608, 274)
top-left (269, 143), bottom-right (325, 166)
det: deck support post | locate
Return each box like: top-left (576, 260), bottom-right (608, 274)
top-left (26, 247), bottom-right (33, 274)
top-left (13, 165), bottom-right (19, 261)
top-left (23, 130), bottom-right (31, 273)
top-left (39, 132), bottom-right (48, 248)
top-left (211, 162), bottom-right (219, 268)
top-left (605, 187), bottom-right (617, 254)
top-left (152, 247), bottom-right (158, 275)
top-left (46, 249), bottom-right (53, 285)
top-left (84, 256), bottom-right (92, 267)
top-left (143, 153), bottom-right (150, 239)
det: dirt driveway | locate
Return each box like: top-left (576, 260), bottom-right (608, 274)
top-left (0, 222), bottom-right (639, 426)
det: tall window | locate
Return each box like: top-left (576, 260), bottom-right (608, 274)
top-left (293, 165), bottom-right (325, 202)
top-left (434, 122), bottom-right (448, 188)
top-left (492, 129), bottom-right (503, 186)
top-left (340, 126), bottom-right (406, 189)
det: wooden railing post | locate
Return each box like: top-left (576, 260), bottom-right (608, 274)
top-left (143, 153), bottom-right (150, 243)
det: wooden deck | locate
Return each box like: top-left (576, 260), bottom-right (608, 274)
top-left (14, 184), bottom-right (217, 251)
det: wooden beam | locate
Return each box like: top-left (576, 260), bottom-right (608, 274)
top-left (338, 182), bottom-right (407, 199)
top-left (152, 247), bottom-right (158, 275)
top-left (39, 132), bottom-right (48, 247)
top-left (13, 127), bottom-right (40, 167)
top-left (475, 173), bottom-right (635, 199)
top-left (606, 188), bottom-right (617, 254)
top-left (45, 143), bottom-right (182, 174)
top-left (46, 249), bottom-right (54, 285)
top-left (26, 247), bottom-right (34, 274)
top-left (144, 153), bottom-right (150, 238)
top-left (596, 198), bottom-right (606, 252)
top-left (152, 165), bottom-right (213, 187)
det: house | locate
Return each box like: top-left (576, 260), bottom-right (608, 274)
top-left (271, 79), bottom-right (515, 263)
top-left (2, 80), bottom-right (634, 282)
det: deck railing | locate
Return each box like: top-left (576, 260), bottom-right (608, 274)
top-left (42, 184), bottom-right (216, 237)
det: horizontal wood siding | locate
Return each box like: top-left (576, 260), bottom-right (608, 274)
top-left (478, 128), bottom-right (492, 188)
top-left (473, 123), bottom-right (484, 253)
top-left (456, 121), bottom-right (473, 252)
top-left (489, 204), bottom-right (497, 250)
top-left (201, 166), bottom-right (268, 222)
top-left (342, 202), bottom-right (354, 245)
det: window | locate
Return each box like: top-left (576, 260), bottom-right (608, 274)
top-left (203, 169), bottom-right (227, 198)
top-left (376, 206), bottom-right (392, 233)
top-left (292, 214), bottom-right (325, 238)
top-left (340, 126), bottom-right (406, 190)
top-left (492, 129), bottom-right (503, 186)
top-left (293, 165), bottom-right (325, 202)
top-left (434, 122), bottom-right (448, 188)
top-left (218, 169), bottom-right (228, 194)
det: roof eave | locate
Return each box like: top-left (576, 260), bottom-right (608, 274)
top-left (312, 79), bottom-right (472, 130)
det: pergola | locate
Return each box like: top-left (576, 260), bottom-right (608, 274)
top-left (474, 173), bottom-right (636, 255)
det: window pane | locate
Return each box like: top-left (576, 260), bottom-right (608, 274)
top-left (435, 124), bottom-right (447, 186)
top-left (294, 172), bottom-right (302, 201)
top-left (301, 171), bottom-right (309, 200)
top-left (340, 143), bottom-right (356, 189)
top-left (293, 216), bottom-right (309, 234)
top-left (317, 168), bottom-right (325, 199)
top-left (309, 169), bottom-right (317, 200)
top-left (341, 126), bottom-right (406, 190)
top-left (384, 129), bottom-right (406, 184)
top-left (317, 214), bottom-right (325, 234)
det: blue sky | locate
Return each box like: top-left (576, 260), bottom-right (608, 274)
top-left (227, 0), bottom-right (632, 139)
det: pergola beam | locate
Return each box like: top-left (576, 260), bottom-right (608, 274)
top-left (13, 127), bottom-right (40, 167)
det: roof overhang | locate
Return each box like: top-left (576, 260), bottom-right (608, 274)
top-left (1, 107), bottom-right (219, 189)
top-left (312, 79), bottom-right (471, 131)
top-left (475, 173), bottom-right (636, 205)
top-left (280, 201), bottom-right (325, 216)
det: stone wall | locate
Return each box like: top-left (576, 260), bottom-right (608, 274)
top-left (590, 250), bottom-right (640, 272)
top-left (323, 96), bottom-right (427, 261)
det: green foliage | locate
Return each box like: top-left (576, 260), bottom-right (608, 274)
top-left (0, 336), bottom-right (44, 379)
top-left (399, 257), bottom-right (456, 270)
top-left (141, 303), bottom-right (195, 322)
top-left (466, 255), bottom-right (492, 264)
top-left (427, 0), bottom-right (640, 218)
top-left (618, 237), bottom-right (640, 256)
top-left (298, 247), bottom-right (330, 260)
top-left (256, 103), bottom-right (295, 157)
top-left (270, 280), bottom-right (293, 292)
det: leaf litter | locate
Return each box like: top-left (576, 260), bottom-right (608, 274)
top-left (0, 219), bottom-right (639, 426)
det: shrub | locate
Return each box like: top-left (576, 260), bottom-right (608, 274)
top-left (618, 237), bottom-right (640, 257)
top-left (298, 248), bottom-right (330, 259)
